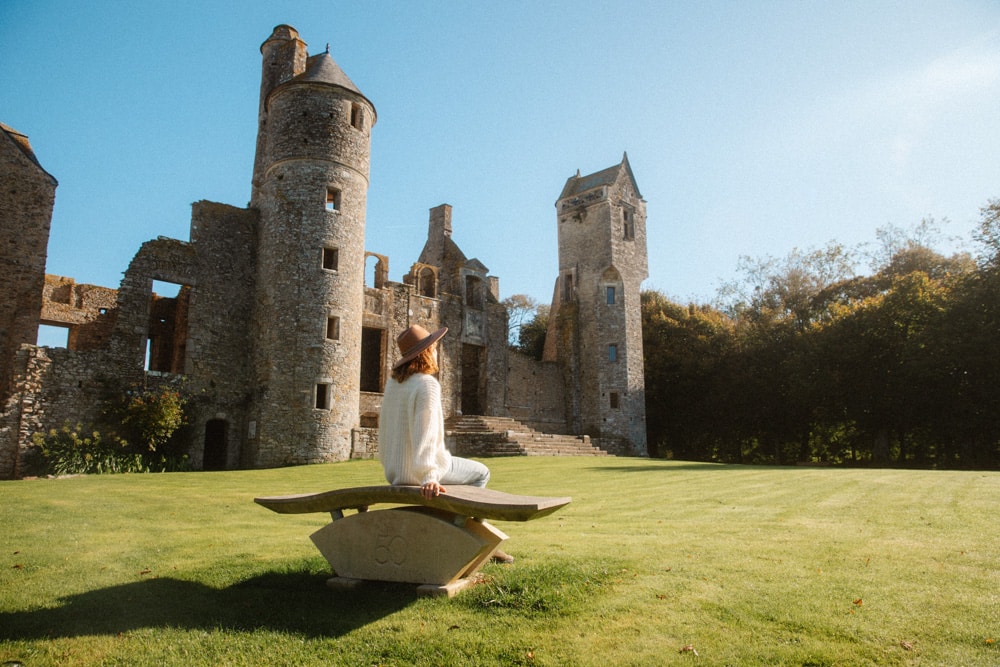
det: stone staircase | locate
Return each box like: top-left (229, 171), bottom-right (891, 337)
top-left (445, 415), bottom-right (608, 457)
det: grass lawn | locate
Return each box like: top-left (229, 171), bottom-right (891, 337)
top-left (1, 457), bottom-right (997, 666)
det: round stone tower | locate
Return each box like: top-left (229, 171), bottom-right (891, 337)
top-left (249, 26), bottom-right (376, 466)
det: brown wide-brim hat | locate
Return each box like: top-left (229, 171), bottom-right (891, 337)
top-left (393, 324), bottom-right (447, 370)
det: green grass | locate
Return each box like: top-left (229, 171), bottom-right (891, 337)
top-left (1, 458), bottom-right (997, 666)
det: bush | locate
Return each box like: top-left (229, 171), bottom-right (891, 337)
top-left (32, 384), bottom-right (193, 475)
top-left (105, 385), bottom-right (187, 455)
top-left (32, 424), bottom-right (146, 475)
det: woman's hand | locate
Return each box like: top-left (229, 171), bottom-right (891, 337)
top-left (421, 481), bottom-right (446, 498)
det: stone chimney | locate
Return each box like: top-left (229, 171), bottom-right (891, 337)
top-left (429, 204), bottom-right (452, 238)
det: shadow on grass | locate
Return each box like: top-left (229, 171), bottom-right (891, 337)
top-left (0, 568), bottom-right (417, 640)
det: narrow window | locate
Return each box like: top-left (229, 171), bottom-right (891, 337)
top-left (360, 327), bottom-right (385, 392)
top-left (322, 247), bottom-right (339, 271)
top-left (315, 383), bottom-right (330, 410)
top-left (326, 316), bottom-right (340, 341)
top-left (326, 188), bottom-right (342, 212)
top-left (606, 286), bottom-right (616, 305)
top-left (350, 103), bottom-right (363, 130)
top-left (419, 267), bottom-right (436, 297)
top-left (465, 275), bottom-right (483, 309)
top-left (563, 274), bottom-right (574, 301)
top-left (623, 208), bottom-right (635, 240)
top-left (610, 392), bottom-right (620, 409)
top-left (608, 344), bottom-right (618, 362)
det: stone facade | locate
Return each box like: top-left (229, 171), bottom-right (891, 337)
top-left (0, 24), bottom-right (649, 478)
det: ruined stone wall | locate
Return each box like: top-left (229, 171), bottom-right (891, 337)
top-left (181, 201), bottom-right (259, 469)
top-left (0, 345), bottom-right (112, 478)
top-left (0, 126), bottom-right (57, 402)
top-left (40, 276), bottom-right (118, 350)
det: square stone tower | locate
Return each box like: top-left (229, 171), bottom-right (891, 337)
top-left (547, 154), bottom-right (648, 455)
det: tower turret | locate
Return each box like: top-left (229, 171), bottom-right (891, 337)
top-left (248, 27), bottom-right (377, 466)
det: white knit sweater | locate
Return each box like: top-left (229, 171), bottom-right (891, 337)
top-left (378, 373), bottom-right (452, 486)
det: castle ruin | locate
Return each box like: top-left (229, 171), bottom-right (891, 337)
top-left (0, 25), bottom-right (648, 479)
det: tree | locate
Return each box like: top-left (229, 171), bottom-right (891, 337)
top-left (517, 305), bottom-right (550, 360)
top-left (501, 294), bottom-right (540, 347)
top-left (642, 290), bottom-right (734, 460)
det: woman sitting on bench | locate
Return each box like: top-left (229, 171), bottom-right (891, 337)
top-left (378, 324), bottom-right (513, 563)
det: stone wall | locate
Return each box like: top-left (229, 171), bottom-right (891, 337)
top-left (40, 276), bottom-right (118, 350)
top-left (350, 426), bottom-right (378, 459)
top-left (0, 125), bottom-right (57, 403)
top-left (0, 345), bottom-right (111, 478)
top-left (506, 350), bottom-right (568, 434)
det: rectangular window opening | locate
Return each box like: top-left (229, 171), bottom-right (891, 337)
top-left (322, 247), bottom-right (339, 271)
top-left (315, 383), bottom-right (330, 410)
top-left (37, 323), bottom-right (71, 348)
top-left (563, 274), bottom-right (574, 302)
top-left (623, 208), bottom-right (635, 240)
top-left (610, 392), bottom-right (620, 409)
top-left (606, 286), bottom-right (616, 305)
top-left (326, 188), bottom-right (342, 212)
top-left (360, 327), bottom-right (385, 393)
top-left (608, 344), bottom-right (618, 362)
top-left (326, 316), bottom-right (340, 341)
top-left (146, 279), bottom-right (188, 374)
top-left (350, 103), bottom-right (363, 129)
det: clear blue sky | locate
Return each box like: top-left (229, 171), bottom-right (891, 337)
top-left (3, 0), bottom-right (999, 308)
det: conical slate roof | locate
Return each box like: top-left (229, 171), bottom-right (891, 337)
top-left (296, 52), bottom-right (361, 92)
top-left (289, 52), bottom-right (376, 118)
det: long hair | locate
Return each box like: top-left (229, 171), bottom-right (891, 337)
top-left (392, 345), bottom-right (439, 383)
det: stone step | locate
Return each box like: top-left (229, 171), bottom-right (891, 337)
top-left (445, 414), bottom-right (608, 457)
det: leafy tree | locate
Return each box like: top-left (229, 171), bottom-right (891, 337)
top-left (517, 305), bottom-right (550, 360)
top-left (641, 290), bottom-right (733, 459)
top-left (101, 381), bottom-right (190, 466)
top-left (501, 294), bottom-right (540, 347)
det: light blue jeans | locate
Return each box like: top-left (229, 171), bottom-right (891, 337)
top-left (440, 456), bottom-right (490, 487)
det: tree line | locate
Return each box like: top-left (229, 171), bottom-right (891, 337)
top-left (512, 200), bottom-right (1000, 469)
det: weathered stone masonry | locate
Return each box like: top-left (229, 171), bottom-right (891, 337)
top-left (0, 24), bottom-right (649, 478)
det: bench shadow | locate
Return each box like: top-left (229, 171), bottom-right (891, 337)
top-left (0, 568), bottom-right (417, 640)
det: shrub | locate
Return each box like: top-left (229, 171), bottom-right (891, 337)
top-left (33, 384), bottom-right (193, 475)
top-left (32, 424), bottom-right (146, 475)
